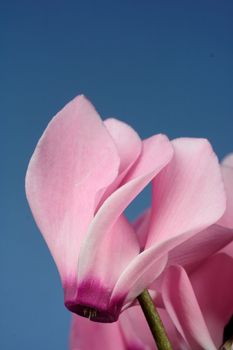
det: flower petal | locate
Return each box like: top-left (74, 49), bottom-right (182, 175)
top-left (70, 305), bottom-right (186, 350)
top-left (104, 118), bottom-right (142, 176)
top-left (149, 224), bottom-right (233, 294)
top-left (222, 153), bottom-right (233, 167)
top-left (111, 138), bottom-right (226, 306)
top-left (98, 118), bottom-right (142, 206)
top-left (111, 244), bottom-right (169, 306)
top-left (70, 315), bottom-right (125, 350)
top-left (67, 216), bottom-right (140, 322)
top-left (190, 252), bottom-right (233, 347)
top-left (120, 304), bottom-right (188, 350)
top-left (162, 265), bottom-right (217, 350)
top-left (166, 224), bottom-right (233, 273)
top-left (146, 138), bottom-right (226, 247)
top-left (118, 307), bottom-right (152, 349)
top-left (218, 165), bottom-right (233, 228)
top-left (78, 135), bottom-right (173, 283)
top-left (25, 95), bottom-right (120, 284)
top-left (133, 209), bottom-right (151, 250)
top-left (76, 135), bottom-right (173, 318)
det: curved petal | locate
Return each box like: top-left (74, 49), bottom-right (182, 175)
top-left (218, 166), bottom-right (233, 228)
top-left (104, 118), bottom-right (142, 176)
top-left (111, 138), bottom-right (226, 307)
top-left (97, 118), bottom-right (142, 207)
top-left (70, 305), bottom-right (187, 350)
top-left (133, 209), bottom-right (151, 250)
top-left (119, 307), bottom-right (152, 349)
top-left (111, 243), bottom-right (169, 306)
top-left (75, 135), bottom-right (173, 320)
top-left (25, 95), bottom-right (120, 285)
top-left (78, 135), bottom-right (173, 273)
top-left (166, 224), bottom-right (233, 273)
top-left (162, 265), bottom-right (217, 350)
top-left (78, 135), bottom-right (173, 278)
top-left (111, 227), bottom-right (210, 306)
top-left (119, 304), bottom-right (187, 350)
top-left (70, 315), bottom-right (125, 350)
top-left (146, 138), bottom-right (226, 247)
top-left (149, 224), bottom-right (233, 293)
top-left (190, 252), bottom-right (233, 347)
top-left (67, 216), bottom-right (140, 322)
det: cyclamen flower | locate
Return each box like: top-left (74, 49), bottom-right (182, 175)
top-left (26, 95), bottom-right (226, 322)
top-left (70, 242), bottom-right (233, 350)
top-left (161, 163), bottom-right (233, 350)
top-left (162, 242), bottom-right (233, 350)
top-left (71, 159), bottom-right (233, 350)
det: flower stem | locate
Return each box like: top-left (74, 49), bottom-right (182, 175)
top-left (137, 289), bottom-right (173, 350)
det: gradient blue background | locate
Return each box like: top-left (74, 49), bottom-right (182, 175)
top-left (1, 1), bottom-right (233, 349)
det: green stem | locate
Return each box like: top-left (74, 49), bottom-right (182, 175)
top-left (137, 289), bottom-right (173, 350)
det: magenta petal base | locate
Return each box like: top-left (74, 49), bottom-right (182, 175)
top-left (65, 303), bottom-right (118, 323)
top-left (64, 279), bottom-right (125, 323)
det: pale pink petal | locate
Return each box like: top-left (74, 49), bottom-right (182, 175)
top-left (222, 153), bottom-right (233, 167)
top-left (111, 227), bottom-right (218, 306)
top-left (98, 118), bottom-right (142, 206)
top-left (133, 209), bottom-right (151, 250)
top-left (119, 307), bottom-right (152, 349)
top-left (104, 118), bottom-right (142, 176)
top-left (146, 138), bottom-right (226, 247)
top-left (135, 215), bottom-right (233, 274)
top-left (67, 216), bottom-right (140, 322)
top-left (112, 139), bottom-right (226, 307)
top-left (70, 306), bottom-right (184, 350)
top-left (149, 224), bottom-right (233, 293)
top-left (122, 135), bottom-right (173, 185)
top-left (76, 135), bottom-right (173, 318)
top-left (166, 224), bottom-right (233, 273)
top-left (70, 315), bottom-right (125, 350)
top-left (111, 244), bottom-right (169, 305)
top-left (191, 252), bottom-right (233, 347)
top-left (218, 166), bottom-right (233, 228)
top-left (120, 305), bottom-right (188, 350)
top-left (162, 265), bottom-right (217, 350)
top-left (25, 95), bottom-right (120, 285)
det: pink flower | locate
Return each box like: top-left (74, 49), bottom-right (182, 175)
top-left (25, 95), bottom-right (226, 322)
top-left (70, 243), bottom-right (233, 350)
top-left (159, 155), bottom-right (233, 349)
top-left (162, 242), bottom-right (233, 349)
